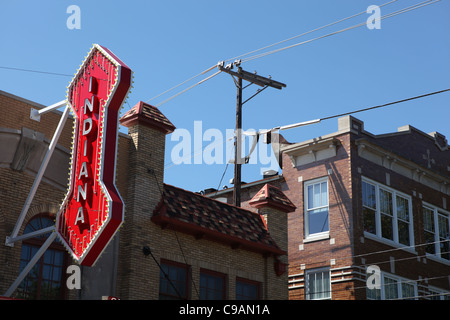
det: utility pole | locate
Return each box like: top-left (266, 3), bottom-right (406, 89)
top-left (218, 61), bottom-right (286, 207)
top-left (234, 69), bottom-right (243, 207)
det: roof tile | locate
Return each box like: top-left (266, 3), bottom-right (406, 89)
top-left (152, 184), bottom-right (285, 255)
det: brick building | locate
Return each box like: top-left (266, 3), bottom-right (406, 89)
top-left (0, 90), bottom-right (292, 300)
top-left (210, 115), bottom-right (450, 300)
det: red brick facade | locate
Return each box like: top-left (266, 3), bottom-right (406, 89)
top-left (211, 115), bottom-right (450, 300)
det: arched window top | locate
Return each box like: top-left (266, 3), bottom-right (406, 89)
top-left (24, 215), bottom-right (54, 239)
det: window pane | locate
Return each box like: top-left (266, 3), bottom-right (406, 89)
top-left (200, 272), bottom-right (225, 300)
top-left (379, 189), bottom-right (393, 216)
top-left (307, 270), bottom-right (330, 300)
top-left (423, 207), bottom-right (434, 232)
top-left (314, 184), bottom-right (321, 207)
top-left (438, 213), bottom-right (449, 239)
top-left (401, 282), bottom-right (415, 300)
top-left (363, 207), bottom-right (376, 234)
top-left (308, 208), bottom-right (329, 234)
top-left (381, 213), bottom-right (393, 240)
top-left (384, 277), bottom-right (398, 300)
top-left (236, 280), bottom-right (259, 300)
top-left (159, 262), bottom-right (188, 300)
top-left (307, 185), bottom-right (313, 209)
top-left (398, 220), bottom-right (410, 246)
top-left (396, 196), bottom-right (409, 222)
top-left (307, 181), bottom-right (328, 210)
top-left (321, 182), bottom-right (328, 206)
top-left (366, 287), bottom-right (381, 300)
top-left (18, 216), bottom-right (66, 300)
top-left (424, 231), bottom-right (436, 254)
top-left (438, 214), bottom-right (449, 260)
top-left (362, 181), bottom-right (376, 209)
top-left (423, 207), bottom-right (436, 254)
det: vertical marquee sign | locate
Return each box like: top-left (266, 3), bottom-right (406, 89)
top-left (56, 44), bottom-right (132, 266)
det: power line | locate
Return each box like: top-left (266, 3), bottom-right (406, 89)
top-left (300, 272), bottom-right (450, 300)
top-left (146, 65), bottom-right (217, 103)
top-left (0, 0), bottom-right (440, 109)
top-left (149, 167), bottom-right (200, 299)
top-left (155, 70), bottom-right (222, 107)
top-left (0, 66), bottom-right (72, 77)
top-left (225, 0), bottom-right (399, 63)
top-left (153, 0), bottom-right (441, 107)
top-left (290, 239), bottom-right (450, 272)
top-left (276, 88), bottom-right (450, 131)
top-left (320, 88), bottom-right (450, 122)
top-left (241, 0), bottom-right (441, 63)
top-left (163, 88), bottom-right (450, 171)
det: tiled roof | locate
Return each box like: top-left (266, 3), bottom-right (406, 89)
top-left (119, 101), bottom-right (175, 134)
top-left (249, 184), bottom-right (296, 213)
top-left (151, 184), bottom-right (285, 256)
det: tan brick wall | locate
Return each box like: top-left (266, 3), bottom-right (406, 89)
top-left (0, 92), bottom-right (128, 299)
top-left (116, 121), bottom-right (288, 300)
top-left (0, 92), bottom-right (74, 297)
top-left (1, 91), bottom-right (289, 300)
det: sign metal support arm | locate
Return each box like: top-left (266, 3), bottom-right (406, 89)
top-left (4, 231), bottom-right (57, 297)
top-left (5, 104), bottom-right (68, 247)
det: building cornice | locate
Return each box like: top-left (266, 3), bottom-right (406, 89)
top-left (356, 138), bottom-right (450, 195)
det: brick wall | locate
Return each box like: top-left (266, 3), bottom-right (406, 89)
top-left (116, 117), bottom-right (289, 300)
top-left (283, 133), bottom-right (357, 300)
top-left (351, 129), bottom-right (450, 297)
top-left (0, 91), bottom-right (128, 299)
top-left (0, 92), bottom-right (74, 298)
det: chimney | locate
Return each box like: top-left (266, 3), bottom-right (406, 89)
top-left (249, 184), bottom-right (295, 257)
top-left (249, 184), bottom-right (295, 299)
top-left (117, 101), bottom-right (175, 299)
top-left (119, 101), bottom-right (175, 212)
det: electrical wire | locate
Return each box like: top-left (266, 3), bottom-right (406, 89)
top-left (0, 66), bottom-right (72, 77)
top-left (274, 88), bottom-right (450, 131)
top-left (299, 273), bottom-right (450, 300)
top-left (145, 0), bottom-right (439, 107)
top-left (1, 0), bottom-right (440, 110)
top-left (155, 70), bottom-right (222, 107)
top-left (225, 0), bottom-right (399, 63)
top-left (154, 0), bottom-right (442, 108)
top-left (149, 166), bottom-right (200, 299)
top-left (146, 65), bottom-right (217, 103)
top-left (163, 87), bottom-right (449, 171)
top-left (241, 0), bottom-right (441, 63)
top-left (289, 239), bottom-right (450, 273)
top-left (320, 88), bottom-right (450, 122)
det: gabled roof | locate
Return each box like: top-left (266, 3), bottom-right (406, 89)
top-left (151, 184), bottom-right (286, 256)
top-left (249, 184), bottom-right (296, 213)
top-left (119, 101), bottom-right (175, 134)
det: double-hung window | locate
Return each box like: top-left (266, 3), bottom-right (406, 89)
top-left (304, 177), bottom-right (329, 239)
top-left (366, 272), bottom-right (417, 300)
top-left (159, 259), bottom-right (189, 300)
top-left (305, 268), bottom-right (331, 300)
top-left (236, 278), bottom-right (261, 300)
top-left (200, 269), bottom-right (226, 300)
top-left (423, 204), bottom-right (450, 261)
top-left (362, 178), bottom-right (413, 247)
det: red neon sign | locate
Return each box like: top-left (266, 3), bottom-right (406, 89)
top-left (56, 44), bottom-right (132, 266)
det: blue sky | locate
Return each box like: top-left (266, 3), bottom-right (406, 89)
top-left (1, 0), bottom-right (449, 193)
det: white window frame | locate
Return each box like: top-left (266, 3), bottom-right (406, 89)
top-left (305, 267), bottom-right (331, 300)
top-left (304, 177), bottom-right (329, 241)
top-left (366, 272), bottom-right (417, 300)
top-left (422, 202), bottom-right (450, 263)
top-left (428, 286), bottom-right (450, 300)
top-left (362, 177), bottom-right (414, 248)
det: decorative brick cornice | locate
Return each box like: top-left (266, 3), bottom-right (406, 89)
top-left (119, 101), bottom-right (175, 134)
